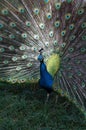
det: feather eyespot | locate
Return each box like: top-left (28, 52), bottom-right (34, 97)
top-left (61, 30), bottom-right (66, 36)
top-left (65, 13), bottom-right (71, 20)
top-left (55, 3), bottom-right (61, 10)
top-left (3, 60), bottom-right (9, 65)
top-left (39, 23), bottom-right (45, 30)
top-left (44, 0), bottom-right (49, 3)
top-left (21, 33), bottom-right (27, 39)
top-left (78, 8), bottom-right (84, 15)
top-left (54, 21), bottom-right (60, 28)
top-left (0, 48), bottom-right (5, 53)
top-left (81, 22), bottom-right (86, 29)
top-left (69, 24), bottom-right (74, 30)
top-left (46, 13), bottom-right (52, 19)
top-left (9, 34), bottom-right (15, 39)
top-left (33, 8), bottom-right (40, 15)
top-left (25, 21), bottom-right (31, 27)
top-left (10, 22), bottom-right (16, 28)
top-left (0, 23), bottom-right (4, 29)
top-left (18, 7), bottom-right (25, 13)
top-left (1, 9), bottom-right (9, 15)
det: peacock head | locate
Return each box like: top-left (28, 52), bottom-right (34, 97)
top-left (38, 48), bottom-right (44, 62)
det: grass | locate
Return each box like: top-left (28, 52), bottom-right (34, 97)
top-left (0, 85), bottom-right (86, 130)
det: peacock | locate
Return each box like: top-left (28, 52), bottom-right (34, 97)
top-left (0, 0), bottom-right (86, 115)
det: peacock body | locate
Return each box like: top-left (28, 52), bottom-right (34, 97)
top-left (0, 0), bottom-right (86, 114)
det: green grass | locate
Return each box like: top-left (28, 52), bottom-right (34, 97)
top-left (0, 85), bottom-right (86, 130)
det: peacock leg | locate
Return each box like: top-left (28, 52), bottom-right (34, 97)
top-left (55, 95), bottom-right (58, 104)
top-left (45, 93), bottom-right (50, 104)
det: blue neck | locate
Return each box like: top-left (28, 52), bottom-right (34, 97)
top-left (39, 61), bottom-right (53, 90)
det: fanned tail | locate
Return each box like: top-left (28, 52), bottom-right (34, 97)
top-left (53, 0), bottom-right (86, 112)
top-left (0, 0), bottom-right (86, 113)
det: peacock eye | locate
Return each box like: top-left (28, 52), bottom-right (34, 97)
top-left (0, 48), bottom-right (5, 53)
top-left (53, 40), bottom-right (58, 46)
top-left (54, 21), bottom-right (60, 28)
top-left (82, 35), bottom-right (86, 40)
top-left (61, 42), bottom-right (66, 48)
top-left (22, 55), bottom-right (28, 59)
top-left (16, 66), bottom-right (22, 71)
top-left (66, 0), bottom-right (72, 3)
top-left (0, 36), bottom-right (3, 41)
top-left (25, 21), bottom-right (31, 27)
top-left (69, 35), bottom-right (75, 41)
top-left (9, 34), bottom-right (15, 39)
top-left (77, 71), bottom-right (82, 76)
top-left (61, 30), bottom-right (66, 36)
top-left (27, 63), bottom-right (32, 67)
top-left (9, 45), bottom-right (15, 51)
top-left (20, 79), bottom-right (26, 83)
top-left (55, 3), bottom-right (61, 10)
top-left (78, 8), bottom-right (84, 15)
top-left (45, 42), bottom-right (49, 47)
top-left (0, 23), bottom-right (4, 29)
top-left (21, 33), bottom-right (27, 39)
top-left (11, 79), bottom-right (17, 84)
top-left (33, 8), bottom-right (40, 15)
top-left (69, 24), bottom-right (74, 30)
top-left (49, 31), bottom-right (54, 38)
top-left (12, 56), bottom-right (18, 61)
top-left (19, 45), bottom-right (26, 51)
top-left (81, 82), bottom-right (85, 88)
top-left (7, 78), bottom-right (12, 82)
top-left (2, 9), bottom-right (9, 15)
top-left (32, 46), bottom-right (37, 52)
top-left (65, 13), bottom-right (71, 20)
top-left (80, 47), bottom-right (86, 53)
top-left (10, 22), bottom-right (16, 28)
top-left (34, 34), bottom-right (39, 40)
top-left (68, 47), bottom-right (74, 53)
top-left (3, 60), bottom-right (9, 65)
top-left (46, 13), bottom-right (52, 19)
top-left (44, 0), bottom-right (49, 4)
top-left (81, 22), bottom-right (86, 29)
top-left (34, 47), bottom-right (37, 51)
top-left (18, 7), bottom-right (25, 13)
top-left (39, 23), bottom-right (45, 30)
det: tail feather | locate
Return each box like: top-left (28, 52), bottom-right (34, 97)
top-left (0, 0), bottom-right (86, 112)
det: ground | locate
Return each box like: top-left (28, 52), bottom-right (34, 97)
top-left (0, 84), bottom-right (86, 130)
